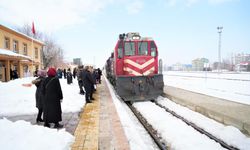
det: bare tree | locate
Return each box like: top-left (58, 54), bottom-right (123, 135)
top-left (42, 35), bottom-right (65, 68)
top-left (16, 24), bottom-right (65, 69)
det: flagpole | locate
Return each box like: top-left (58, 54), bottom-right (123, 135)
top-left (31, 21), bottom-right (35, 76)
top-left (31, 35), bottom-right (34, 76)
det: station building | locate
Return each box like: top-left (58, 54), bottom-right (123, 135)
top-left (0, 24), bottom-right (44, 82)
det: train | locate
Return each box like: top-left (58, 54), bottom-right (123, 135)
top-left (105, 32), bottom-right (164, 101)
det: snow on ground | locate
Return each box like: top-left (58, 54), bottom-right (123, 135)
top-left (156, 96), bottom-right (250, 150)
top-left (0, 118), bottom-right (74, 150)
top-left (0, 77), bottom-right (84, 150)
top-left (134, 101), bottom-right (225, 150)
top-left (164, 71), bottom-right (250, 105)
top-left (104, 76), bottom-right (159, 150)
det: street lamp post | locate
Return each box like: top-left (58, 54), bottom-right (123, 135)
top-left (217, 26), bottom-right (223, 72)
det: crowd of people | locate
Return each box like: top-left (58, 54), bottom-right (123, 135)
top-left (31, 65), bottom-right (102, 129)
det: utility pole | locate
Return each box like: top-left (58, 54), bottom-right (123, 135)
top-left (217, 26), bottom-right (223, 72)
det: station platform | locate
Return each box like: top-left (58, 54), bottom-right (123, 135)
top-left (71, 79), bottom-right (130, 150)
top-left (164, 85), bottom-right (250, 136)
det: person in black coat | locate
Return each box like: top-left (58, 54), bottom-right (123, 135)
top-left (66, 68), bottom-right (73, 84)
top-left (42, 67), bottom-right (63, 128)
top-left (77, 65), bottom-right (85, 95)
top-left (90, 67), bottom-right (96, 99)
top-left (82, 66), bottom-right (95, 103)
top-left (96, 68), bottom-right (102, 84)
top-left (13, 69), bottom-right (18, 79)
top-left (32, 69), bottom-right (46, 123)
top-left (10, 68), bottom-right (13, 80)
top-left (63, 69), bottom-right (66, 79)
top-left (73, 67), bottom-right (77, 79)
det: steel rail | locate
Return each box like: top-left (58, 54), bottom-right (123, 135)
top-left (154, 101), bottom-right (239, 150)
top-left (126, 101), bottom-right (168, 150)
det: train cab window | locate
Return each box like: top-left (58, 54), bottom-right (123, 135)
top-left (150, 41), bottom-right (157, 57)
top-left (118, 41), bottom-right (123, 58)
top-left (138, 42), bottom-right (148, 55)
top-left (124, 42), bottom-right (135, 56)
top-left (118, 48), bottom-right (123, 58)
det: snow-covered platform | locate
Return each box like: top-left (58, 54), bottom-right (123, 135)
top-left (165, 85), bottom-right (250, 136)
top-left (71, 79), bottom-right (129, 150)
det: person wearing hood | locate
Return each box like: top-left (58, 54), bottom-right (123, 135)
top-left (42, 67), bottom-right (63, 128)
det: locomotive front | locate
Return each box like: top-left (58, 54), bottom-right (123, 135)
top-left (106, 32), bottom-right (164, 101)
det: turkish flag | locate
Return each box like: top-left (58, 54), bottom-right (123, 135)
top-left (32, 22), bottom-right (36, 35)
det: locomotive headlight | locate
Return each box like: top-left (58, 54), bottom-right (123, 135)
top-left (132, 35), bottom-right (140, 40)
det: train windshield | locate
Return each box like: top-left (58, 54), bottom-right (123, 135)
top-left (138, 41), bottom-right (148, 55)
top-left (150, 41), bottom-right (157, 57)
top-left (124, 42), bottom-right (135, 56)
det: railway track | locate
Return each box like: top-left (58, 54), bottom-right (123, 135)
top-left (126, 101), bottom-right (168, 150)
top-left (126, 99), bottom-right (240, 150)
top-left (153, 100), bottom-right (239, 150)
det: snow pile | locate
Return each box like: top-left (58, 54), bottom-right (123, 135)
top-left (0, 118), bottom-right (74, 150)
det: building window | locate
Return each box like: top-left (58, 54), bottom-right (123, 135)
top-left (35, 47), bottom-right (38, 59)
top-left (4, 37), bottom-right (10, 49)
top-left (23, 43), bottom-right (28, 55)
top-left (13, 40), bottom-right (19, 53)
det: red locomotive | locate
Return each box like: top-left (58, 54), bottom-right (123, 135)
top-left (105, 32), bottom-right (164, 101)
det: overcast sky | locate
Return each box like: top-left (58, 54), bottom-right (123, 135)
top-left (1, 0), bottom-right (250, 67)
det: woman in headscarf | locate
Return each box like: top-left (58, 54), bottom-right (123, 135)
top-left (42, 67), bottom-right (63, 128)
top-left (32, 69), bottom-right (46, 123)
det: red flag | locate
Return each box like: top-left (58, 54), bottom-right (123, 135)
top-left (32, 22), bottom-right (36, 35)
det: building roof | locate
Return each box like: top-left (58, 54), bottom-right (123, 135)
top-left (0, 24), bottom-right (44, 45)
top-left (0, 48), bottom-right (32, 60)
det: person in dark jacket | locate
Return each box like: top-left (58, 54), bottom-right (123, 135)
top-left (10, 68), bottom-right (13, 80)
top-left (77, 65), bottom-right (85, 95)
top-left (73, 67), bottom-right (77, 79)
top-left (13, 69), bottom-right (18, 79)
top-left (95, 68), bottom-right (102, 84)
top-left (32, 69), bottom-right (46, 123)
top-left (57, 68), bottom-right (63, 79)
top-left (63, 69), bottom-right (66, 79)
top-left (42, 67), bottom-right (63, 128)
top-left (66, 68), bottom-right (73, 84)
top-left (82, 66), bottom-right (94, 103)
top-left (90, 66), bottom-right (96, 99)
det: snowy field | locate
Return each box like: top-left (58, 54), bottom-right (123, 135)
top-left (0, 73), bottom-right (250, 150)
top-left (164, 71), bottom-right (250, 105)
